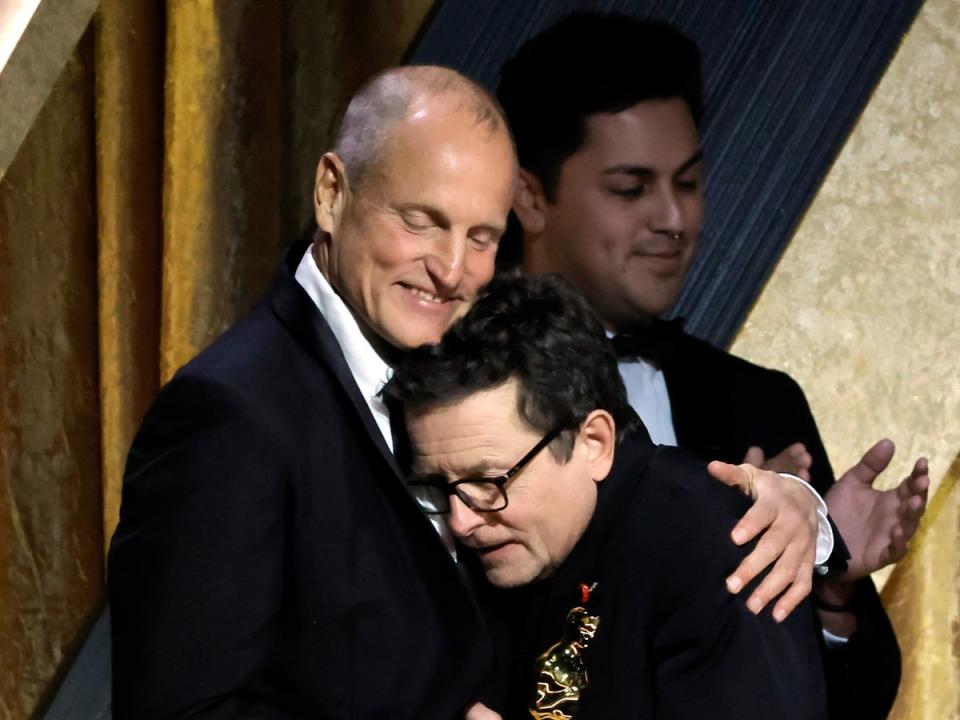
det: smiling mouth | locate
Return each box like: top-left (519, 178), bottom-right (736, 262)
top-left (642, 248), bottom-right (682, 259)
top-left (399, 282), bottom-right (450, 305)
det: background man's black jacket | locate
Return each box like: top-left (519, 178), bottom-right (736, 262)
top-left (663, 331), bottom-right (901, 719)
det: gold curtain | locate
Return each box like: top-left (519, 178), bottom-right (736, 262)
top-left (0, 1), bottom-right (434, 716)
top-left (884, 452), bottom-right (960, 719)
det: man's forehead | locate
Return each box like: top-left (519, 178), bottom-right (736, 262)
top-left (367, 106), bottom-right (516, 218)
top-left (581, 98), bottom-right (700, 155)
top-left (410, 402), bottom-right (525, 476)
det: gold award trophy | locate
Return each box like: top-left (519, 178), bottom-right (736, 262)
top-left (529, 583), bottom-right (600, 720)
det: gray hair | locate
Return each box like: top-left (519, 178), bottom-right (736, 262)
top-left (332, 65), bottom-right (512, 188)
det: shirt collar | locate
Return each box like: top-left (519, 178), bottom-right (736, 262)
top-left (293, 246), bottom-right (392, 406)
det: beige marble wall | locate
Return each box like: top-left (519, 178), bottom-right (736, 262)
top-left (731, 0), bottom-right (960, 588)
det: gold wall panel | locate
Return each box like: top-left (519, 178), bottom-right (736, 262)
top-left (0, 31), bottom-right (103, 719)
top-left (94, 0), bottom-right (166, 559)
top-left (882, 452), bottom-right (960, 720)
top-left (731, 0), bottom-right (960, 592)
top-left (159, 0), bottom-right (437, 380)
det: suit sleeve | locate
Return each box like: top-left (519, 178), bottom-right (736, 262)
top-left (108, 374), bottom-right (299, 719)
top-left (639, 463), bottom-right (829, 719)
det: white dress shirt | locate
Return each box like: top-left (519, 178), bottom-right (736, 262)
top-left (294, 247), bottom-right (456, 555)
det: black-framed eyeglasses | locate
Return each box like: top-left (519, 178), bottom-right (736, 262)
top-left (407, 424), bottom-right (565, 514)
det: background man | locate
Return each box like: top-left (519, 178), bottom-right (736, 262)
top-left (387, 273), bottom-right (829, 719)
top-left (108, 65), bottom-right (518, 718)
top-left (497, 13), bottom-right (928, 717)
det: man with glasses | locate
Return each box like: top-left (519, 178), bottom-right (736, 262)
top-left (387, 273), bottom-right (829, 719)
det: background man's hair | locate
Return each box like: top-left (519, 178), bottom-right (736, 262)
top-left (385, 273), bottom-right (641, 461)
top-left (497, 13), bottom-right (703, 202)
top-left (333, 65), bottom-right (512, 189)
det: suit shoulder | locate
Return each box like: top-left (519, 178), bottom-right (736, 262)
top-left (608, 444), bottom-right (751, 556)
top-left (646, 445), bottom-right (751, 525)
top-left (678, 332), bottom-right (804, 393)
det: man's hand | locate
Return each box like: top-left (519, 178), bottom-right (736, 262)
top-left (825, 439), bottom-right (929, 582)
top-left (466, 702), bottom-right (502, 720)
top-left (743, 442), bottom-right (813, 482)
top-left (709, 461), bottom-right (819, 623)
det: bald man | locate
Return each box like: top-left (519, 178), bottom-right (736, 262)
top-left (108, 66), bottom-right (517, 719)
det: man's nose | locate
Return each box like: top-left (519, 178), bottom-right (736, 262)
top-left (448, 495), bottom-right (486, 539)
top-left (649, 187), bottom-right (684, 236)
top-left (423, 232), bottom-right (467, 292)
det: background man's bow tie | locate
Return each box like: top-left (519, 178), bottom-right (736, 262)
top-left (610, 317), bottom-right (685, 367)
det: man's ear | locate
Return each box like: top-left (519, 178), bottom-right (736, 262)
top-left (314, 152), bottom-right (349, 233)
top-left (512, 167), bottom-right (548, 236)
top-left (576, 409), bottom-right (616, 484)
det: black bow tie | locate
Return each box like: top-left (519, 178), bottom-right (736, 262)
top-left (610, 318), bottom-right (685, 367)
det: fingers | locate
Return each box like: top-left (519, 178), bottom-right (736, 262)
top-left (728, 528), bottom-right (814, 621)
top-left (726, 529), bottom-right (782, 595)
top-left (840, 438), bottom-right (895, 486)
top-left (708, 460), bottom-right (755, 498)
top-left (765, 443), bottom-right (813, 481)
top-left (899, 457), bottom-right (930, 501)
top-left (726, 471), bottom-right (818, 615)
top-left (771, 559), bottom-right (815, 622)
top-left (893, 485), bottom-right (926, 548)
top-left (744, 446), bottom-right (765, 466)
top-left (729, 500), bottom-right (775, 547)
top-left (886, 523), bottom-right (909, 563)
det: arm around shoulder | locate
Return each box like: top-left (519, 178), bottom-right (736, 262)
top-left (642, 454), bottom-right (829, 719)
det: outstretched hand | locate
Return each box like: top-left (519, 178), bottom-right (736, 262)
top-left (709, 461), bottom-right (820, 623)
top-left (743, 442), bottom-right (813, 482)
top-left (825, 438), bottom-right (928, 581)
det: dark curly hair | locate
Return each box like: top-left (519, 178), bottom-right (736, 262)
top-left (384, 273), bottom-right (641, 462)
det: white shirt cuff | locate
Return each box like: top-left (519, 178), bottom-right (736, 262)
top-left (778, 473), bottom-right (834, 566)
top-left (822, 628), bottom-right (851, 647)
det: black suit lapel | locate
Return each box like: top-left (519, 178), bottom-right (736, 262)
top-left (268, 243), bottom-right (405, 480)
top-left (661, 335), bottom-right (728, 461)
top-left (266, 244), bottom-right (492, 610)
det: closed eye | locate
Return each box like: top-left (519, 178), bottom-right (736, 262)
top-left (609, 185), bottom-right (647, 199)
top-left (400, 211), bottom-right (437, 232)
top-left (468, 228), bottom-right (502, 251)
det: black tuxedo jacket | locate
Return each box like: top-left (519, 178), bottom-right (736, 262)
top-left (499, 437), bottom-right (829, 719)
top-left (661, 331), bottom-right (900, 719)
top-left (108, 242), bottom-right (493, 718)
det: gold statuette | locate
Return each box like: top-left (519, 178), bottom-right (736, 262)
top-left (528, 605), bottom-right (600, 720)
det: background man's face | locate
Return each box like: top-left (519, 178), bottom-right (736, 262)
top-left (530, 97), bottom-right (703, 330)
top-left (326, 106), bottom-right (516, 349)
top-left (406, 380), bottom-right (599, 589)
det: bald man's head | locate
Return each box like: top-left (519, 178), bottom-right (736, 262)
top-left (313, 65), bottom-right (518, 350)
top-left (333, 65), bottom-right (512, 190)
